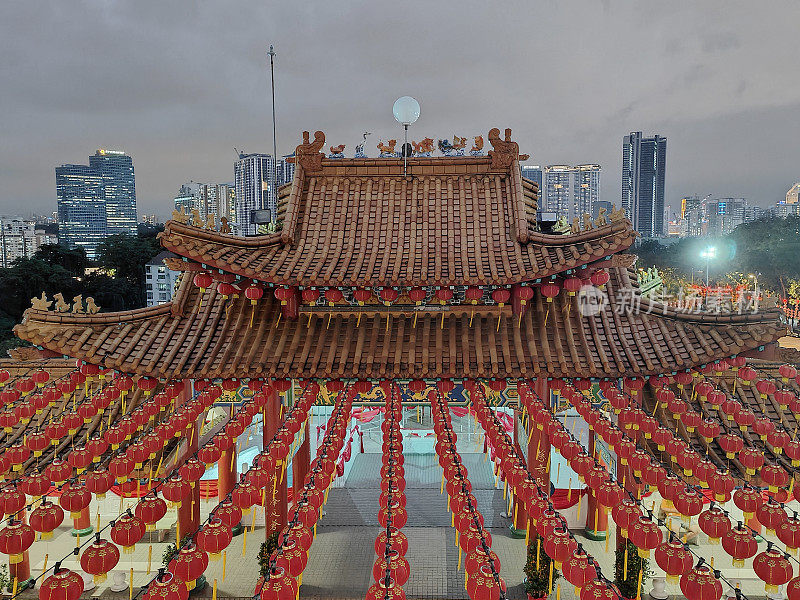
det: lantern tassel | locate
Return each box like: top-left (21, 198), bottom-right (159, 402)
top-left (213, 579), bottom-right (218, 600)
top-left (544, 307), bottom-right (550, 326)
top-left (129, 568), bottom-right (134, 600)
top-left (222, 551), bottom-right (227, 581)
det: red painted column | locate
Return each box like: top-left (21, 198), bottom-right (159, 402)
top-left (177, 380), bottom-right (200, 539)
top-left (292, 419), bottom-right (310, 506)
top-left (71, 506), bottom-right (92, 536)
top-left (584, 429), bottom-right (608, 540)
top-left (218, 446), bottom-right (238, 501)
top-left (264, 386), bottom-right (288, 537)
top-left (10, 511), bottom-right (31, 586)
top-left (509, 407), bottom-right (527, 537)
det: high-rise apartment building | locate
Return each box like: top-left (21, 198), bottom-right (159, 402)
top-left (681, 195), bottom-right (705, 237)
top-left (706, 198), bottom-right (747, 236)
top-left (144, 251), bottom-right (181, 306)
top-left (234, 153), bottom-right (295, 236)
top-left (542, 165), bottom-right (601, 222)
top-left (573, 164), bottom-right (601, 219)
top-left (56, 149), bottom-right (137, 258)
top-left (543, 166), bottom-right (573, 219)
top-left (174, 182), bottom-right (235, 225)
top-left (622, 132), bottom-right (667, 237)
top-left (520, 165), bottom-right (543, 192)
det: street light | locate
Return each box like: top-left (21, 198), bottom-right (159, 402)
top-left (700, 245), bottom-right (716, 290)
top-left (392, 96), bottom-right (420, 177)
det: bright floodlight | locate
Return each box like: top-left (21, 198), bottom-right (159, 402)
top-left (701, 245), bottom-right (717, 259)
top-left (393, 96), bottom-right (420, 126)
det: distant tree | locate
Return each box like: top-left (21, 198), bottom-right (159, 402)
top-left (96, 233), bottom-right (161, 306)
top-left (33, 244), bottom-right (88, 276)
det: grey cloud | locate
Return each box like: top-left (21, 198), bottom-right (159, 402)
top-left (0, 0), bottom-right (798, 219)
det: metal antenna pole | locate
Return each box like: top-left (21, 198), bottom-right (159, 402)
top-left (403, 124), bottom-right (408, 177)
top-left (268, 45), bottom-right (278, 219)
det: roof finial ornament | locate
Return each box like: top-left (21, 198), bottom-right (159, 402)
top-left (488, 128), bottom-right (529, 171)
top-left (295, 130), bottom-right (326, 172)
top-left (328, 144), bottom-right (345, 159)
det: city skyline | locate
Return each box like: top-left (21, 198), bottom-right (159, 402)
top-left (1, 2), bottom-right (799, 217)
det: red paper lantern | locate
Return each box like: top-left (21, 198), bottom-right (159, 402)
top-left (259, 566), bottom-right (298, 600)
top-left (372, 550), bottom-right (410, 586)
top-left (0, 521), bottom-right (35, 563)
top-left (196, 518), bottom-right (232, 561)
top-left (753, 549), bottom-right (793, 593)
top-left (136, 494), bottom-right (168, 531)
top-left (143, 571), bottom-right (189, 600)
top-left (562, 547), bottom-right (597, 591)
top-left (680, 565), bottom-right (723, 600)
top-left (80, 538), bottom-right (120, 583)
top-left (698, 506), bottom-right (730, 544)
top-left (628, 516), bottom-right (662, 558)
top-left (733, 487), bottom-right (763, 520)
top-left (465, 562), bottom-right (506, 600)
top-left (29, 501), bottom-right (64, 540)
top-left (655, 540), bottom-right (693, 583)
top-left (59, 483), bottom-right (91, 519)
top-left (111, 513), bottom-right (146, 553)
top-left (39, 568), bottom-right (84, 600)
top-left (722, 525), bottom-right (757, 567)
top-left (168, 542), bottom-right (209, 590)
top-left (161, 475), bottom-right (192, 508)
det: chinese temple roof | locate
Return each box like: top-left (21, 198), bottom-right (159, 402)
top-left (158, 130), bottom-right (636, 287)
top-left (14, 266), bottom-right (784, 380)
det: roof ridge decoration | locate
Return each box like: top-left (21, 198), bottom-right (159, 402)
top-left (294, 130), bottom-right (326, 173)
top-left (488, 128), bottom-right (530, 172)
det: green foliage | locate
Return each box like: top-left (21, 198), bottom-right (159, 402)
top-left (162, 535), bottom-right (194, 567)
top-left (614, 540), bottom-right (651, 599)
top-left (635, 215), bottom-right (800, 297)
top-left (258, 532), bottom-right (281, 578)
top-left (0, 563), bottom-right (9, 593)
top-left (524, 535), bottom-right (560, 598)
top-left (0, 230), bottom-right (164, 354)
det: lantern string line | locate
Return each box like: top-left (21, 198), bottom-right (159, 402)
top-left (133, 384), bottom-right (324, 598)
top-left (699, 370), bottom-right (800, 480)
top-left (431, 386), bottom-right (506, 600)
top-left (0, 368), bottom-right (85, 455)
top-left (0, 375), bottom-right (191, 532)
top-left (473, 381), bottom-right (624, 600)
top-left (250, 384), bottom-right (352, 600)
top-left (601, 378), bottom-right (800, 569)
top-left (528, 380), bottom-right (752, 600)
top-left (10, 379), bottom-right (293, 600)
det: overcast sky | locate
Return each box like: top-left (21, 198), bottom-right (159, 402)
top-left (1, 1), bottom-right (799, 219)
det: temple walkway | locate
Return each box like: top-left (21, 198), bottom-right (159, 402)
top-left (300, 453), bottom-right (531, 600)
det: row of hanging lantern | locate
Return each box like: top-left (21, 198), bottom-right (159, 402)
top-left (0, 381), bottom-right (196, 555)
top-left (557, 379), bottom-right (800, 596)
top-left (469, 381), bottom-right (621, 599)
top-left (653, 377), bottom-right (794, 492)
top-left (366, 382), bottom-right (409, 600)
top-left (22, 387), bottom-right (259, 592)
top-left (257, 386), bottom-right (353, 600)
top-left (518, 379), bottom-right (742, 600)
top-left (36, 380), bottom-right (297, 600)
top-left (430, 385), bottom-right (506, 600)
top-left (191, 267), bottom-right (611, 331)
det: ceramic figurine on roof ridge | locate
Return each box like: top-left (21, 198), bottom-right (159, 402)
top-left (470, 136), bottom-right (484, 156)
top-left (354, 132), bottom-right (371, 158)
top-left (377, 139), bottom-right (398, 157)
top-left (412, 138), bottom-right (434, 157)
top-left (328, 145), bottom-right (345, 159)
